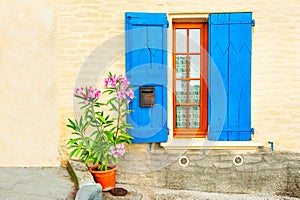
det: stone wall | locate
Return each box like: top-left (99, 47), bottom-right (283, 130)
top-left (117, 145), bottom-right (300, 197)
top-left (56, 0), bottom-right (300, 166)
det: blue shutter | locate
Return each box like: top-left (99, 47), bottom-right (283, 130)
top-left (125, 12), bottom-right (168, 143)
top-left (208, 12), bottom-right (254, 141)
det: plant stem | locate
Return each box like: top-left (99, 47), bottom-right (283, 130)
top-left (114, 93), bottom-right (121, 140)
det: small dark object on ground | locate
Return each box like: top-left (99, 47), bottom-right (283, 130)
top-left (109, 188), bottom-right (128, 196)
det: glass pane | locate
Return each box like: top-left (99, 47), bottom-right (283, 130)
top-left (189, 55), bottom-right (200, 78)
top-left (176, 80), bottom-right (187, 103)
top-left (189, 29), bottom-right (200, 52)
top-left (176, 29), bottom-right (187, 52)
top-left (189, 81), bottom-right (200, 103)
top-left (176, 56), bottom-right (187, 78)
top-left (176, 106), bottom-right (187, 128)
top-left (189, 106), bottom-right (200, 128)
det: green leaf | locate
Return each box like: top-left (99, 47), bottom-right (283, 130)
top-left (75, 141), bottom-right (84, 156)
top-left (68, 119), bottom-right (76, 127)
top-left (69, 148), bottom-right (77, 158)
top-left (68, 138), bottom-right (81, 145)
top-left (66, 125), bottom-right (76, 131)
top-left (110, 102), bottom-right (117, 111)
top-left (80, 104), bottom-right (89, 110)
top-left (97, 113), bottom-right (106, 123)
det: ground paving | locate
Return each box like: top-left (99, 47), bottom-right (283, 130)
top-left (0, 167), bottom-right (75, 200)
top-left (0, 164), bottom-right (299, 200)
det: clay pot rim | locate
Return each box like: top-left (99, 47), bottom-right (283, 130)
top-left (89, 164), bottom-right (117, 173)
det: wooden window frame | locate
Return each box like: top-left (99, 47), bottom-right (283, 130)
top-left (172, 22), bottom-right (208, 138)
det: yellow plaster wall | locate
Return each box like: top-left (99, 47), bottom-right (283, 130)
top-left (0, 0), bottom-right (59, 166)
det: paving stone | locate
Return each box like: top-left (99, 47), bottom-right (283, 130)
top-left (0, 167), bottom-right (75, 200)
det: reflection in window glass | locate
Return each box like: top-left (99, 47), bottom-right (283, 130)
top-left (189, 106), bottom-right (200, 128)
top-left (176, 56), bottom-right (187, 78)
top-left (176, 106), bottom-right (187, 128)
top-left (189, 55), bottom-right (200, 78)
top-left (189, 81), bottom-right (200, 103)
top-left (189, 29), bottom-right (200, 52)
top-left (176, 29), bottom-right (187, 52)
top-left (176, 80), bottom-right (187, 103)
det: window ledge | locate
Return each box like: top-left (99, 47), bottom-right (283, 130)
top-left (161, 138), bottom-right (263, 150)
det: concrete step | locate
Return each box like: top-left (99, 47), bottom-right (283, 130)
top-left (68, 160), bottom-right (299, 200)
top-left (102, 183), bottom-right (300, 200)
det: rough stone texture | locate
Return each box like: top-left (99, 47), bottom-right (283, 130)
top-left (102, 184), bottom-right (300, 200)
top-left (117, 147), bottom-right (300, 198)
top-left (75, 183), bottom-right (102, 200)
top-left (69, 158), bottom-right (300, 199)
top-left (68, 160), bottom-right (95, 187)
top-left (0, 167), bottom-right (75, 200)
top-left (68, 160), bottom-right (105, 200)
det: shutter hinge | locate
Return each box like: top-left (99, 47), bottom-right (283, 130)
top-left (251, 128), bottom-right (255, 135)
top-left (252, 19), bottom-right (255, 26)
top-left (166, 127), bottom-right (170, 135)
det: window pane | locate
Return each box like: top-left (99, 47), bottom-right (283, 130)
top-left (189, 55), bottom-right (200, 78)
top-left (189, 80), bottom-right (200, 103)
top-left (176, 106), bottom-right (187, 128)
top-left (189, 29), bottom-right (200, 52)
top-left (176, 29), bottom-right (187, 52)
top-left (189, 106), bottom-right (200, 128)
top-left (176, 80), bottom-right (187, 103)
top-left (176, 56), bottom-right (187, 78)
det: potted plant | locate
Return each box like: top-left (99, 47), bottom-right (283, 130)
top-left (66, 72), bottom-right (134, 191)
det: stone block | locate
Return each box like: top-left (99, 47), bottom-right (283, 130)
top-left (258, 163), bottom-right (286, 171)
top-left (243, 155), bottom-right (262, 164)
top-left (68, 160), bottom-right (95, 188)
top-left (69, 160), bottom-right (89, 172)
top-left (236, 164), bottom-right (259, 172)
top-left (75, 183), bottom-right (102, 200)
top-left (76, 171), bottom-right (95, 187)
top-left (263, 154), bottom-right (277, 164)
top-left (213, 161), bottom-right (233, 169)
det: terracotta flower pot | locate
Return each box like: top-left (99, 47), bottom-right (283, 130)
top-left (89, 164), bottom-right (117, 191)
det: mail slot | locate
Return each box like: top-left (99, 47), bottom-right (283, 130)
top-left (140, 86), bottom-right (155, 107)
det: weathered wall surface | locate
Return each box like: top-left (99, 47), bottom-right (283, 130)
top-left (0, 1), bottom-right (59, 166)
top-left (2, 0), bottom-right (299, 167)
top-left (118, 145), bottom-right (300, 198)
top-left (56, 0), bottom-right (300, 165)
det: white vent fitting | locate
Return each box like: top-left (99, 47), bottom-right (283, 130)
top-left (178, 156), bottom-right (189, 167)
top-left (233, 155), bottom-right (244, 166)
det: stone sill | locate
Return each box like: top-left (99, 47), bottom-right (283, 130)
top-left (161, 139), bottom-right (263, 150)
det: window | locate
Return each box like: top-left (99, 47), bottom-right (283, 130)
top-left (173, 22), bottom-right (208, 138)
top-left (125, 12), bottom-right (254, 143)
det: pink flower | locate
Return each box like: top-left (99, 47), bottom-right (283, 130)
top-left (104, 75), bottom-right (117, 88)
top-left (109, 144), bottom-right (125, 158)
top-left (73, 86), bottom-right (101, 102)
top-left (126, 88), bottom-right (134, 100)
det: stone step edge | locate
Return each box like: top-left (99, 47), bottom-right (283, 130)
top-left (67, 160), bottom-right (104, 200)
